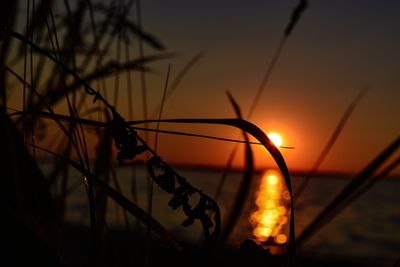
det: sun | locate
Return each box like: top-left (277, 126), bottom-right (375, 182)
top-left (267, 132), bottom-right (283, 147)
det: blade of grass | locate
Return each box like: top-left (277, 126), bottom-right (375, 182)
top-left (95, 176), bottom-right (182, 251)
top-left (28, 142), bottom-right (183, 251)
top-left (16, 0), bottom-right (53, 56)
top-left (294, 87), bottom-right (369, 201)
top-left (54, 26), bottom-right (93, 201)
top-left (93, 1), bottom-right (165, 51)
top-left (110, 165), bottom-right (131, 231)
top-left (247, 0), bottom-right (308, 119)
top-left (134, 6), bottom-right (153, 253)
top-left (11, 110), bottom-right (296, 148)
top-left (284, 0), bottom-right (308, 37)
top-left (219, 92), bottom-right (254, 247)
top-left (93, 110), bottom-right (113, 245)
top-left (16, 107), bottom-right (292, 247)
top-left (47, 3), bottom-right (97, 237)
top-left (150, 52), bottom-right (204, 118)
top-left (130, 117), bottom-right (295, 259)
top-left (154, 64), bottom-right (171, 151)
top-left (8, 30), bottom-right (174, 114)
top-left (149, 63), bottom-right (172, 216)
top-left (4, 66), bottom-right (90, 162)
top-left (84, 0), bottom-right (102, 66)
top-left (330, 155), bottom-right (400, 221)
top-left (112, 4), bottom-right (122, 108)
top-left (46, 5), bottom-right (90, 171)
top-left (214, 3), bottom-right (309, 237)
top-left (0, 0), bottom-right (17, 104)
top-left (29, 0), bottom-right (36, 159)
top-left (124, 22), bottom-right (139, 208)
top-left (22, 0), bottom-right (31, 148)
top-left (146, 63), bottom-right (171, 264)
top-left (296, 136), bottom-right (400, 248)
top-left (213, 146), bottom-right (239, 201)
top-left (118, 16), bottom-right (165, 51)
top-left (135, 0), bottom-right (149, 141)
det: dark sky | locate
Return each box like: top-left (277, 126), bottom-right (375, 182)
top-left (134, 0), bottom-right (400, 173)
top-left (11, 1), bottom-right (398, 173)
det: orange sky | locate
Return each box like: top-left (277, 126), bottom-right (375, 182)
top-left (128, 1), bottom-right (399, 174)
top-left (9, 1), bottom-right (400, 175)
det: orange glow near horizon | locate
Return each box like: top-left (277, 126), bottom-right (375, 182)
top-left (267, 132), bottom-right (283, 147)
top-left (250, 169), bottom-right (290, 248)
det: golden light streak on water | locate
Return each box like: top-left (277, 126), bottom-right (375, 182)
top-left (250, 169), bottom-right (290, 248)
top-left (274, 233), bottom-right (288, 244)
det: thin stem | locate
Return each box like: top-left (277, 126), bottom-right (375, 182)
top-left (154, 64), bottom-right (171, 152)
top-left (23, 0), bottom-right (30, 143)
top-left (30, 0), bottom-right (36, 159)
top-left (293, 88), bottom-right (368, 201)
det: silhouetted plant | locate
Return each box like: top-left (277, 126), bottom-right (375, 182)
top-left (147, 155), bottom-right (221, 241)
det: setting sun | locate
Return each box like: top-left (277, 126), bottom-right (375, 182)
top-left (267, 132), bottom-right (283, 147)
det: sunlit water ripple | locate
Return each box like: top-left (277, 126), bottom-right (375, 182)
top-left (43, 163), bottom-right (400, 262)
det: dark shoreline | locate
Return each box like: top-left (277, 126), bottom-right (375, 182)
top-left (35, 159), bottom-right (400, 180)
top-left (57, 225), bottom-right (392, 267)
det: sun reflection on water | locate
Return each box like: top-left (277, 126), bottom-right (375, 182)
top-left (250, 169), bottom-right (290, 249)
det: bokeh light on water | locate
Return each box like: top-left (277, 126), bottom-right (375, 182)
top-left (250, 169), bottom-right (290, 250)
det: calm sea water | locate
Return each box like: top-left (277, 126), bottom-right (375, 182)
top-left (52, 164), bottom-right (400, 263)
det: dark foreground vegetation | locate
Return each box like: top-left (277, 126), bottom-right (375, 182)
top-left (1, 1), bottom-right (398, 266)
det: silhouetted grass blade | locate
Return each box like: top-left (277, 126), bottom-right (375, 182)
top-left (0, 0), bottom-right (16, 41)
top-left (285, 0), bottom-right (308, 37)
top-left (219, 92), bottom-right (254, 246)
top-left (129, 117), bottom-right (296, 260)
top-left (150, 52), bottom-right (204, 118)
top-left (28, 143), bottom-right (183, 251)
top-left (8, 30), bottom-right (174, 113)
top-left (147, 155), bottom-right (221, 243)
top-left (337, 155), bottom-right (400, 220)
top-left (294, 87), bottom-right (369, 201)
top-left (93, 1), bottom-right (165, 50)
top-left (12, 110), bottom-right (292, 148)
top-left (296, 136), bottom-right (400, 247)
